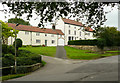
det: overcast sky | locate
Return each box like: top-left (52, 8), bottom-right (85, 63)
top-left (0, 3), bottom-right (118, 28)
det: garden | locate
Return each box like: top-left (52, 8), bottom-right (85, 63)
top-left (1, 39), bottom-right (45, 81)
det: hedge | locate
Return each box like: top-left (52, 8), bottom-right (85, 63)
top-left (68, 39), bottom-right (98, 46)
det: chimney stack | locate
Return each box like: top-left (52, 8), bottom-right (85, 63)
top-left (52, 24), bottom-right (55, 30)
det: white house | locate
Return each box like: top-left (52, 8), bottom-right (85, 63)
top-left (7, 17), bottom-right (96, 46)
top-left (55, 17), bottom-right (96, 45)
top-left (8, 23), bottom-right (64, 46)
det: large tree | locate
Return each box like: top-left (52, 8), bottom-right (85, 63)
top-left (95, 26), bottom-right (120, 46)
top-left (2, 2), bottom-right (118, 30)
top-left (8, 18), bottom-right (30, 25)
top-left (0, 20), bottom-right (19, 44)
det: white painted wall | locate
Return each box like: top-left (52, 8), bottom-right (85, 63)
top-left (8, 30), bottom-right (64, 46)
top-left (55, 17), bottom-right (96, 45)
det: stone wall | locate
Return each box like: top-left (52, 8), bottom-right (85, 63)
top-left (68, 45), bottom-right (119, 52)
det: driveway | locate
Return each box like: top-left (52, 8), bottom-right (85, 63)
top-left (6, 55), bottom-right (118, 82)
top-left (56, 46), bottom-right (67, 59)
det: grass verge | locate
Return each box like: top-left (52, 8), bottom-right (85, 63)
top-left (20, 46), bottom-right (56, 57)
top-left (64, 46), bottom-right (118, 60)
top-left (0, 74), bottom-right (27, 81)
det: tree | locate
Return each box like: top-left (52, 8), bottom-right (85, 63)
top-left (13, 38), bottom-right (22, 51)
top-left (95, 27), bottom-right (120, 46)
top-left (0, 20), bottom-right (19, 44)
top-left (97, 38), bottom-right (106, 53)
top-left (8, 18), bottom-right (30, 25)
top-left (2, 2), bottom-right (117, 28)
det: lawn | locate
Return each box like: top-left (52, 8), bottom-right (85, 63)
top-left (20, 46), bottom-right (56, 57)
top-left (0, 74), bottom-right (27, 81)
top-left (64, 46), bottom-right (118, 60)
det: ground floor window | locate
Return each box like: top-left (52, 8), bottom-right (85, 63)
top-left (36, 39), bottom-right (41, 43)
top-left (68, 36), bottom-right (71, 41)
top-left (52, 40), bottom-right (55, 44)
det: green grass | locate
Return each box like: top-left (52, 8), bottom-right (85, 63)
top-left (64, 46), bottom-right (118, 60)
top-left (0, 74), bottom-right (27, 81)
top-left (20, 46), bottom-right (56, 57)
top-left (105, 50), bottom-right (120, 53)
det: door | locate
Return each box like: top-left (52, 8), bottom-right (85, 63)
top-left (58, 38), bottom-right (64, 46)
top-left (45, 40), bottom-right (47, 46)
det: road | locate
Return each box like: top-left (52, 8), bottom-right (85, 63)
top-left (5, 55), bottom-right (118, 82)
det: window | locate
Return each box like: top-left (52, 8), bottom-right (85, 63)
top-left (68, 36), bottom-right (71, 41)
top-left (79, 38), bottom-right (81, 40)
top-left (45, 34), bottom-right (47, 36)
top-left (80, 31), bottom-right (81, 36)
top-left (52, 40), bottom-right (55, 44)
top-left (74, 27), bottom-right (76, 29)
top-left (69, 30), bottom-right (70, 34)
top-left (36, 32), bottom-right (40, 36)
top-left (74, 31), bottom-right (76, 35)
top-left (72, 37), bottom-right (74, 40)
top-left (51, 34), bottom-right (54, 37)
top-left (36, 39), bottom-right (40, 43)
top-left (75, 37), bottom-right (76, 40)
top-left (69, 25), bottom-right (70, 27)
top-left (25, 31), bottom-right (29, 35)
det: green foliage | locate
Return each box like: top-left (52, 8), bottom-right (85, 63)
top-left (0, 20), bottom-right (19, 44)
top-left (2, 54), bottom-right (15, 67)
top-left (68, 39), bottom-right (97, 45)
top-left (97, 38), bottom-right (106, 50)
top-left (8, 18), bottom-right (30, 25)
top-left (95, 27), bottom-right (120, 46)
top-left (2, 2), bottom-right (116, 27)
top-left (2, 44), bottom-right (8, 55)
top-left (8, 45), bottom-right (15, 55)
top-left (13, 38), bottom-right (23, 50)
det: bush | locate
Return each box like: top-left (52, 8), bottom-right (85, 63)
top-left (2, 44), bottom-right (8, 55)
top-left (2, 54), bottom-right (15, 67)
top-left (97, 38), bottom-right (106, 50)
top-left (8, 45), bottom-right (15, 55)
top-left (17, 55), bottom-right (41, 66)
top-left (68, 39), bottom-right (97, 46)
top-left (13, 38), bottom-right (23, 50)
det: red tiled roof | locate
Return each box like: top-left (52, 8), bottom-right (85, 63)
top-left (62, 18), bottom-right (83, 26)
top-left (62, 18), bottom-right (93, 32)
top-left (85, 27), bottom-right (94, 32)
top-left (8, 23), bottom-right (64, 35)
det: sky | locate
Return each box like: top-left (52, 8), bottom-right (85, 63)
top-left (0, 3), bottom-right (118, 28)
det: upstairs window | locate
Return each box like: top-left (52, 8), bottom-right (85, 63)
top-left (74, 31), bottom-right (76, 35)
top-left (36, 32), bottom-right (40, 36)
top-left (45, 34), bottom-right (47, 36)
top-left (51, 34), bottom-right (54, 37)
top-left (25, 31), bottom-right (29, 35)
top-left (69, 30), bottom-right (70, 34)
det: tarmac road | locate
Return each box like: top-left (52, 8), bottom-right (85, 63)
top-left (4, 46), bottom-right (119, 82)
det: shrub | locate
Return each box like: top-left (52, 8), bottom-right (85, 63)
top-left (8, 45), bottom-right (15, 55)
top-left (2, 44), bottom-right (8, 55)
top-left (97, 38), bottom-right (106, 50)
top-left (68, 39), bottom-right (97, 46)
top-left (2, 54), bottom-right (15, 67)
top-left (13, 38), bottom-right (23, 50)
top-left (42, 44), bottom-right (45, 47)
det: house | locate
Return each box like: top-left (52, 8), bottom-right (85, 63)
top-left (55, 17), bottom-right (96, 45)
top-left (8, 23), bottom-right (64, 46)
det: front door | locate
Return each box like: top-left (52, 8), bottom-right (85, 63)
top-left (45, 40), bottom-right (47, 46)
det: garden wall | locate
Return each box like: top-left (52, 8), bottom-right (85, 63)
top-left (68, 45), bottom-right (120, 52)
top-left (2, 63), bottom-right (42, 76)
